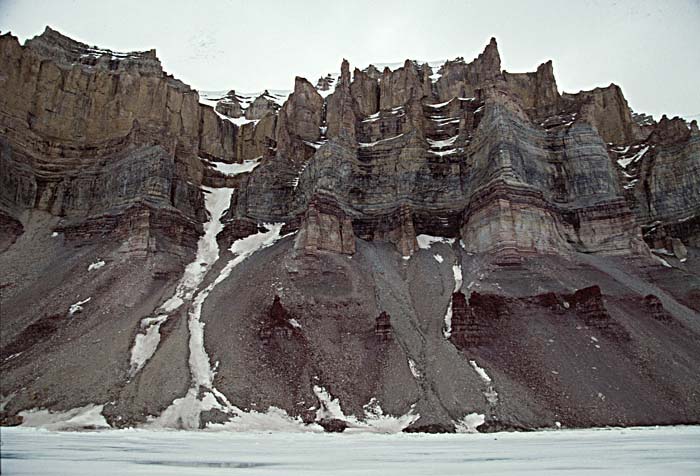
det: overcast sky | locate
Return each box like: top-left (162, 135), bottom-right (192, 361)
top-left (1, 0), bottom-right (698, 120)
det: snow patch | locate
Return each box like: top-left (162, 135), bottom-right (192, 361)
top-left (361, 111), bottom-right (381, 123)
top-left (87, 260), bottom-right (105, 271)
top-left (455, 412), bottom-right (485, 433)
top-left (128, 315), bottom-right (168, 376)
top-left (452, 264), bottom-right (463, 292)
top-left (313, 386), bottom-right (419, 433)
top-left (652, 254), bottom-right (672, 268)
top-left (469, 360), bottom-right (492, 383)
top-left (444, 262), bottom-right (463, 338)
top-left (408, 359), bottom-right (421, 379)
top-left (19, 404), bottom-right (109, 431)
top-left (426, 99), bottom-right (453, 108)
top-left (146, 389), bottom-right (224, 430)
top-left (416, 234), bottom-right (455, 249)
top-left (207, 407), bottom-right (322, 433)
top-left (429, 148), bottom-right (458, 157)
top-left (288, 318), bottom-right (302, 329)
top-left (210, 158), bottom-right (261, 176)
top-left (617, 145), bottom-right (649, 169)
top-left (68, 297), bottom-right (91, 316)
top-left (358, 133), bottom-right (405, 148)
top-left (427, 135), bottom-right (458, 149)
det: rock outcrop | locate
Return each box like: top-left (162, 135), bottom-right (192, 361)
top-left (0, 27), bottom-right (241, 261)
top-left (1, 29), bottom-right (699, 433)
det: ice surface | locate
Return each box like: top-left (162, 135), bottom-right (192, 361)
top-left (88, 260), bottom-right (105, 271)
top-left (4, 426), bottom-right (700, 475)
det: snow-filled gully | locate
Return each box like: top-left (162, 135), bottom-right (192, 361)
top-left (128, 186), bottom-right (234, 378)
top-left (43, 212), bottom-right (479, 431)
top-left (137, 188), bottom-right (288, 429)
top-left (122, 181), bottom-right (428, 432)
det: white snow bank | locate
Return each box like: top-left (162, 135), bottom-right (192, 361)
top-left (455, 412), bottom-right (485, 433)
top-left (19, 404), bottom-right (109, 431)
top-left (146, 389), bottom-right (224, 430)
top-left (617, 145), bottom-right (649, 169)
top-left (313, 386), bottom-right (419, 433)
top-left (210, 158), bottom-right (261, 176)
top-left (87, 260), bottom-right (105, 271)
top-left (128, 315), bottom-right (168, 377)
top-left (207, 407), bottom-right (323, 433)
top-left (416, 234), bottom-right (455, 249)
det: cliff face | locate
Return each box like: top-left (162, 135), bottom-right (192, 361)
top-left (1, 29), bottom-right (699, 433)
top-left (0, 27), bottom-right (245, 260)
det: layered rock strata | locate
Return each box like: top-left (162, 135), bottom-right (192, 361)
top-left (1, 28), bottom-right (699, 432)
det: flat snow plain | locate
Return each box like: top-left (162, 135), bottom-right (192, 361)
top-left (2, 426), bottom-right (699, 475)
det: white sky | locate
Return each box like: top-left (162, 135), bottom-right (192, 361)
top-left (1, 0), bottom-right (698, 120)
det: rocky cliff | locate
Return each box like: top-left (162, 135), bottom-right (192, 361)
top-left (1, 28), bottom-right (699, 433)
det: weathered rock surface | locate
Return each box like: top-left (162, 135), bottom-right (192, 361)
top-left (1, 29), bottom-right (699, 432)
